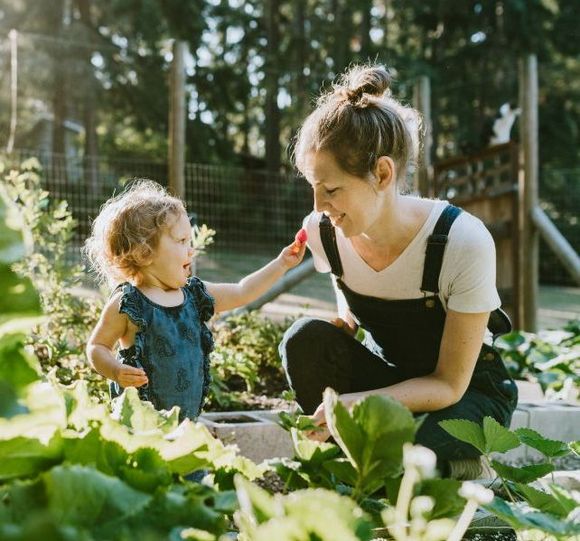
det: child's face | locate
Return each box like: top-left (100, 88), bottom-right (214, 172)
top-left (141, 212), bottom-right (194, 289)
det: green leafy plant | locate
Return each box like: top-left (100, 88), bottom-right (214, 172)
top-left (232, 474), bottom-right (374, 541)
top-left (440, 416), bottom-right (580, 539)
top-left (207, 311), bottom-right (293, 410)
top-left (322, 387), bottom-right (420, 501)
top-left (0, 331), bottom-right (258, 540)
top-left (0, 157), bottom-right (107, 399)
top-left (495, 323), bottom-right (579, 399)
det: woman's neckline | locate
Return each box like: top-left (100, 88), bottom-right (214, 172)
top-left (343, 199), bottom-right (445, 275)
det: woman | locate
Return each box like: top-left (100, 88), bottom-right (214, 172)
top-left (279, 65), bottom-right (518, 479)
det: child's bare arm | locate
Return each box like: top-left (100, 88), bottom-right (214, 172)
top-left (86, 292), bottom-right (148, 388)
top-left (205, 235), bottom-right (307, 313)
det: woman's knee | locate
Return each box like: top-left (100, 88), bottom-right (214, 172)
top-left (279, 318), bottom-right (340, 367)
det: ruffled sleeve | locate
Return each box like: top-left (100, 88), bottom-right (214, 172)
top-left (117, 282), bottom-right (148, 330)
top-left (185, 277), bottom-right (215, 322)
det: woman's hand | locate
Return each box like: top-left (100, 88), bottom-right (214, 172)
top-left (305, 402), bottom-right (331, 442)
top-left (113, 364), bottom-right (148, 388)
top-left (330, 317), bottom-right (357, 337)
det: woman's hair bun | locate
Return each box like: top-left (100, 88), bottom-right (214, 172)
top-left (340, 65), bottom-right (392, 103)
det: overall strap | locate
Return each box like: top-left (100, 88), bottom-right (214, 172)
top-left (319, 214), bottom-right (344, 278)
top-left (420, 204), bottom-right (463, 295)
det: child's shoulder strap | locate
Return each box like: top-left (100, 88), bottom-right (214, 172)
top-left (114, 282), bottom-right (148, 329)
top-left (185, 277), bottom-right (215, 322)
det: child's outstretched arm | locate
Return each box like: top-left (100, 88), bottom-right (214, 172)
top-left (205, 230), bottom-right (307, 313)
top-left (86, 291), bottom-right (149, 388)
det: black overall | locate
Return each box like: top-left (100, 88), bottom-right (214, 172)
top-left (279, 204), bottom-right (518, 462)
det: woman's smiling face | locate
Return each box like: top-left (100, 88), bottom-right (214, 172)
top-left (302, 150), bottom-right (383, 238)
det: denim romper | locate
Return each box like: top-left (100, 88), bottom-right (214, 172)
top-left (110, 277), bottom-right (215, 420)
top-left (280, 204), bottom-right (518, 460)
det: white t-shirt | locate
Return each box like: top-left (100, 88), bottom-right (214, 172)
top-left (303, 198), bottom-right (501, 317)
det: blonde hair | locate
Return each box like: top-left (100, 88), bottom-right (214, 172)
top-left (294, 64), bottom-right (421, 183)
top-left (84, 179), bottom-right (186, 287)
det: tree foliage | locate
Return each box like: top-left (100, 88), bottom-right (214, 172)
top-left (0, 0), bottom-right (578, 169)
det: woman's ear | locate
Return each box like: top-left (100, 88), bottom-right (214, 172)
top-left (374, 156), bottom-right (396, 190)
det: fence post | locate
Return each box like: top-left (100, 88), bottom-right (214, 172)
top-left (6, 29), bottom-right (18, 153)
top-left (413, 76), bottom-right (432, 197)
top-left (518, 54), bottom-right (539, 331)
top-left (168, 40), bottom-right (187, 199)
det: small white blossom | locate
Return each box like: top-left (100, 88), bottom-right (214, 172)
top-left (423, 518), bottom-right (455, 541)
top-left (459, 481), bottom-right (494, 505)
top-left (410, 496), bottom-right (435, 518)
top-left (402, 444), bottom-right (437, 478)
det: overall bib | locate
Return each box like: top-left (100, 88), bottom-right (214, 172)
top-left (279, 204), bottom-right (518, 461)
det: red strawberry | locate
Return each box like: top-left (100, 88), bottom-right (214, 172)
top-left (295, 228), bottom-right (308, 244)
top-left (291, 228), bottom-right (308, 254)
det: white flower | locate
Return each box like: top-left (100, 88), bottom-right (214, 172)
top-left (410, 496), bottom-right (435, 518)
top-left (423, 518), bottom-right (456, 541)
top-left (402, 444), bottom-right (437, 478)
top-left (459, 481), bottom-right (494, 505)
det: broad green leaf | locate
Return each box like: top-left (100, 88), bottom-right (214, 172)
top-left (43, 464), bottom-right (151, 528)
top-left (512, 482), bottom-right (573, 517)
top-left (419, 479), bottom-right (464, 519)
top-left (485, 498), bottom-right (580, 537)
top-left (291, 428), bottom-right (340, 463)
top-left (438, 419), bottom-right (486, 454)
top-left (483, 417), bottom-right (520, 453)
top-left (281, 489), bottom-right (373, 541)
top-left (548, 484), bottom-right (580, 517)
top-left (0, 477), bottom-right (45, 524)
top-left (515, 428), bottom-right (570, 458)
top-left (0, 434), bottom-right (63, 481)
top-left (234, 475), bottom-right (281, 525)
top-left (0, 332), bottom-right (41, 392)
top-left (323, 388), bottom-right (365, 468)
top-left (491, 460), bottom-right (555, 483)
top-left (324, 458), bottom-right (359, 486)
top-left (134, 484), bottom-right (228, 536)
top-left (60, 379), bottom-right (109, 431)
top-left (112, 387), bottom-right (180, 434)
top-left (353, 397), bottom-right (416, 477)
top-left (570, 441), bottom-right (579, 456)
top-left (0, 380), bottom-right (26, 418)
top-left (118, 447), bottom-right (173, 492)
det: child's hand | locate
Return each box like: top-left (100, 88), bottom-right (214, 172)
top-left (278, 229), bottom-right (307, 269)
top-left (113, 364), bottom-right (148, 388)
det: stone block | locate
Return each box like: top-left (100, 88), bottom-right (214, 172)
top-left (199, 410), bottom-right (294, 463)
top-left (515, 380), bottom-right (545, 401)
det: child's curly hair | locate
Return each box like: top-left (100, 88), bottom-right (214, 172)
top-left (84, 179), bottom-right (186, 287)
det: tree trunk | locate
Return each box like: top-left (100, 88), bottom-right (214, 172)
top-left (50, 0), bottom-right (67, 182)
top-left (360, 0), bottom-right (372, 60)
top-left (76, 0), bottom-right (99, 193)
top-left (265, 0), bottom-right (280, 173)
top-left (293, 0), bottom-right (307, 122)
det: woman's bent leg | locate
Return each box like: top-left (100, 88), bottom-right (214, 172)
top-left (279, 317), bottom-right (401, 414)
top-left (416, 383), bottom-right (515, 462)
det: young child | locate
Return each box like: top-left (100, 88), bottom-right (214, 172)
top-left (85, 180), bottom-right (306, 420)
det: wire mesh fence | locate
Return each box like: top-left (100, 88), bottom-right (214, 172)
top-left (2, 149), bottom-right (313, 284)
top-left (2, 149), bottom-right (578, 288)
